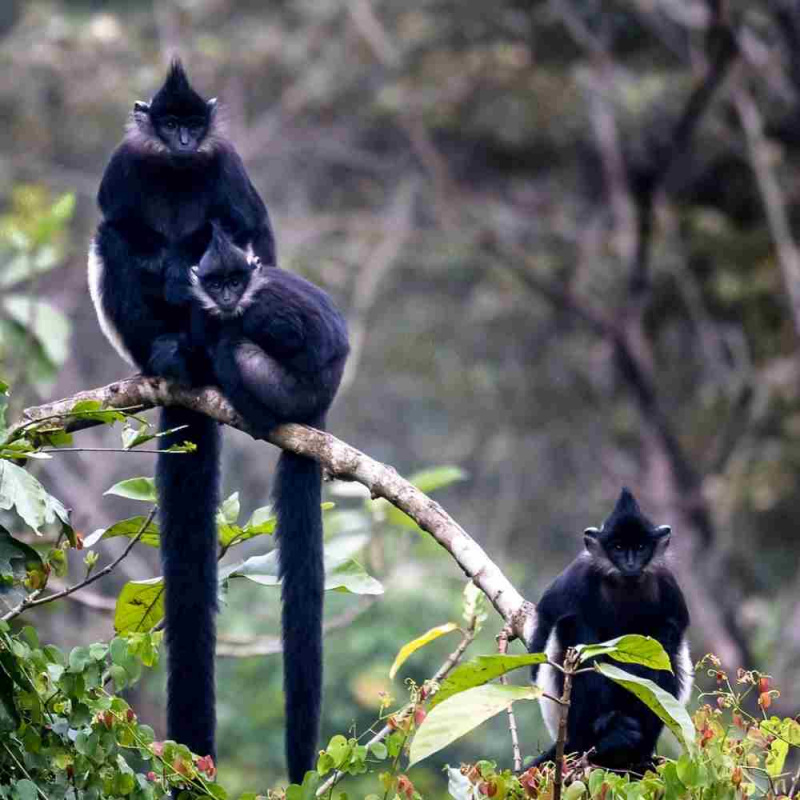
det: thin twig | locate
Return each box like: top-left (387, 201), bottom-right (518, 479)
top-left (553, 648), bottom-right (579, 800)
top-left (315, 604), bottom-right (479, 797)
top-left (2, 508), bottom-right (156, 622)
top-left (498, 625), bottom-right (523, 772)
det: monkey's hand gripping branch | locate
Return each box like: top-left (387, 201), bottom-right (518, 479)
top-left (11, 376), bottom-right (535, 640)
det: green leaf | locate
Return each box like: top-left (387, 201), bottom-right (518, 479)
top-left (285, 769), bottom-right (321, 800)
top-left (105, 477), bottom-right (156, 503)
top-left (50, 192), bottom-right (76, 223)
top-left (369, 742), bottom-right (388, 760)
top-left (431, 652), bottom-right (547, 709)
top-left (2, 295), bottom-right (70, 366)
top-left (595, 663), bottom-right (695, 752)
top-left (408, 465), bottom-right (468, 493)
top-left (230, 544), bottom-right (384, 595)
top-left (68, 646), bottom-right (92, 673)
top-left (114, 578), bottom-right (165, 633)
top-left (390, 623), bottom-right (459, 679)
top-left (766, 738), bottom-right (789, 777)
top-left (217, 493), bottom-right (240, 525)
top-left (378, 466), bottom-right (466, 531)
top-left (0, 460), bottom-right (69, 533)
top-left (576, 635), bottom-right (672, 672)
top-left (409, 683), bottom-right (540, 765)
top-left (11, 779), bottom-right (39, 800)
top-left (564, 781), bottom-right (587, 800)
top-left (83, 516), bottom-right (160, 549)
top-left (120, 422), bottom-right (156, 450)
top-left (0, 527), bottom-right (44, 612)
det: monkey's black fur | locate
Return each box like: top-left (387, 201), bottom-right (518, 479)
top-left (89, 60), bottom-right (275, 761)
top-left (190, 225), bottom-right (349, 782)
top-left (526, 489), bottom-right (691, 772)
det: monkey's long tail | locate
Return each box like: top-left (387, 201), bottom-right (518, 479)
top-left (275, 449), bottom-right (324, 785)
top-left (157, 406), bottom-right (221, 761)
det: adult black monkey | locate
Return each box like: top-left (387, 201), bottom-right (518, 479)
top-left (526, 489), bottom-right (691, 771)
top-left (88, 60), bottom-right (275, 761)
top-left (189, 224), bottom-right (349, 782)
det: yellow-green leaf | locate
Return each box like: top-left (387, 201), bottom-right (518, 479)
top-left (389, 623), bottom-right (459, 679)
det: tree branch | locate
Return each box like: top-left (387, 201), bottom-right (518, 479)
top-left (12, 377), bottom-right (535, 641)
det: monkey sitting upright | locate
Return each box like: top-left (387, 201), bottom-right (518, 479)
top-left (527, 489), bottom-right (691, 771)
top-left (189, 223), bottom-right (350, 783)
top-left (88, 59), bottom-right (275, 765)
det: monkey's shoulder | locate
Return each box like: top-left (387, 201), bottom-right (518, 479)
top-left (244, 271), bottom-right (347, 343)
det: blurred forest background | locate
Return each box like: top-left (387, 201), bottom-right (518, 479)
top-left (2, 0), bottom-right (800, 795)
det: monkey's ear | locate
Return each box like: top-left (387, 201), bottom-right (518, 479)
top-left (207, 98), bottom-right (218, 116)
top-left (583, 527), bottom-right (602, 556)
top-left (133, 101), bottom-right (151, 115)
top-left (190, 265), bottom-right (199, 273)
top-left (189, 265), bottom-right (199, 284)
top-left (654, 525), bottom-right (671, 555)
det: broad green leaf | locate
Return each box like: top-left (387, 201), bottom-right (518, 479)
top-left (114, 578), bottom-right (165, 633)
top-left (285, 769), bottom-right (321, 800)
top-left (595, 663), bottom-right (695, 752)
top-left (0, 460), bottom-right (69, 533)
top-left (2, 295), bottom-right (70, 366)
top-left (576, 635), bottom-right (672, 672)
top-left (390, 623), bottom-right (459, 679)
top-left (431, 652), bottom-right (547, 708)
top-left (325, 558), bottom-right (384, 594)
top-left (564, 781), bottom-right (587, 800)
top-left (105, 477), bottom-right (156, 503)
top-left (68, 646), bottom-right (92, 673)
top-left (11, 779), bottom-right (38, 800)
top-left (83, 516), bottom-right (160, 549)
top-left (245, 505), bottom-right (274, 528)
top-left (409, 683), bottom-right (540, 766)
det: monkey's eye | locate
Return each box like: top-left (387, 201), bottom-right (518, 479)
top-left (163, 120), bottom-right (177, 132)
top-left (613, 543), bottom-right (624, 551)
top-left (207, 279), bottom-right (221, 291)
top-left (229, 278), bottom-right (241, 289)
top-left (636, 543), bottom-right (646, 552)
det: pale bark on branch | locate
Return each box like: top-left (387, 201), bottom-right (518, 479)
top-left (12, 376), bottom-right (535, 642)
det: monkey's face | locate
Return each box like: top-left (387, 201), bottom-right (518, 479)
top-left (199, 270), bottom-right (250, 316)
top-left (154, 114), bottom-right (209, 159)
top-left (584, 521), bottom-right (671, 579)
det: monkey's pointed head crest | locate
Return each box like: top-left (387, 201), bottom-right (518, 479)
top-left (614, 487), bottom-right (641, 517)
top-left (150, 58), bottom-right (208, 119)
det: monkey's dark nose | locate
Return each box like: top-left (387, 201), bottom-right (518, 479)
top-left (179, 127), bottom-right (190, 146)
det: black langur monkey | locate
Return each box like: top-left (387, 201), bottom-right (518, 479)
top-left (526, 489), bottom-right (691, 772)
top-left (88, 60), bottom-right (275, 761)
top-left (189, 224), bottom-right (349, 782)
